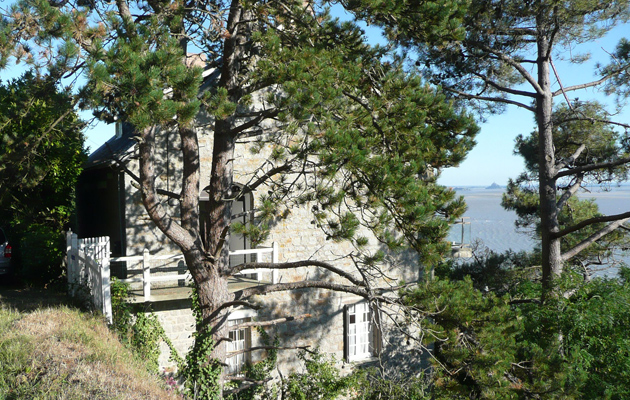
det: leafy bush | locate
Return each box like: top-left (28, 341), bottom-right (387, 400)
top-left (351, 369), bottom-right (431, 400)
top-left (109, 278), bottom-right (182, 374)
top-left (282, 350), bottom-right (356, 400)
top-left (15, 224), bottom-right (66, 282)
top-left (0, 72), bottom-right (86, 283)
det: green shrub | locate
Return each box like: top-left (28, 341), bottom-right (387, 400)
top-left (16, 224), bottom-right (66, 282)
top-left (109, 278), bottom-right (182, 374)
top-left (283, 350), bottom-right (356, 400)
top-left (352, 369), bottom-right (431, 400)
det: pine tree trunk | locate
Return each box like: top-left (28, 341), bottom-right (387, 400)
top-left (185, 250), bottom-right (231, 358)
top-left (536, 32), bottom-right (563, 297)
top-left (202, 116), bottom-right (238, 366)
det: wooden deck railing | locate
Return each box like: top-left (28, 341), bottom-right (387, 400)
top-left (66, 230), bottom-right (279, 323)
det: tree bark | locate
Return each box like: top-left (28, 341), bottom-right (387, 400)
top-left (179, 125), bottom-right (201, 241)
top-left (200, 0), bottom-right (248, 364)
top-left (535, 31), bottom-right (562, 296)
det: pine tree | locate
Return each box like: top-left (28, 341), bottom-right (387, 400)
top-left (502, 101), bottom-right (630, 277)
top-left (343, 0), bottom-right (630, 296)
top-left (1, 0), bottom-right (478, 392)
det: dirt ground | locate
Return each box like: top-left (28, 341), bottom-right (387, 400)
top-left (0, 277), bottom-right (72, 311)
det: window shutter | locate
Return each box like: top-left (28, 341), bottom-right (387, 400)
top-left (343, 304), bottom-right (349, 362)
top-left (371, 304), bottom-right (382, 356)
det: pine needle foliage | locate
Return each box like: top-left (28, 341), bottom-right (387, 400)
top-left (343, 0), bottom-right (630, 293)
top-left (419, 251), bottom-right (630, 399)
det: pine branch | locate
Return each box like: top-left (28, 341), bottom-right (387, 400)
top-left (555, 156), bottom-right (630, 179)
top-left (179, 123), bottom-right (201, 234)
top-left (509, 298), bottom-right (542, 305)
top-left (442, 86), bottom-right (536, 112)
top-left (226, 344), bottom-right (314, 358)
top-left (229, 108), bottom-right (281, 137)
top-left (562, 217), bottom-right (630, 261)
top-left (552, 61), bottom-right (630, 96)
top-left (138, 125), bottom-right (196, 251)
top-left (554, 212), bottom-right (630, 239)
top-left (556, 175), bottom-right (583, 211)
top-left (244, 163), bottom-right (292, 192)
top-left (115, 0), bottom-right (135, 32)
top-left (477, 43), bottom-right (544, 95)
top-left (554, 144), bottom-right (586, 172)
top-left (233, 280), bottom-right (373, 301)
top-left (106, 143), bottom-right (181, 200)
top-left (550, 57), bottom-right (575, 112)
top-left (227, 260), bottom-right (364, 286)
top-left (223, 377), bottom-right (272, 395)
top-left (213, 226), bottom-right (230, 263)
top-left (470, 70), bottom-right (537, 98)
top-left (204, 301), bottom-right (263, 326)
top-left (552, 116), bottom-right (630, 130)
top-left (231, 313), bottom-right (312, 330)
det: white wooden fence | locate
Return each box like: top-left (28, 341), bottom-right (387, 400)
top-left (66, 231), bottom-right (279, 324)
top-left (66, 231), bottom-right (112, 322)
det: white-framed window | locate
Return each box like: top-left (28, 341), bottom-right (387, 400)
top-left (226, 318), bottom-right (251, 375)
top-left (200, 187), bottom-right (257, 279)
top-left (344, 302), bottom-right (380, 362)
top-left (228, 191), bottom-right (256, 276)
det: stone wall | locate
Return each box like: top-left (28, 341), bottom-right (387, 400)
top-left (152, 300), bottom-right (196, 373)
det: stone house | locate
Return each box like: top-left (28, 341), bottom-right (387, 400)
top-left (76, 64), bottom-right (425, 376)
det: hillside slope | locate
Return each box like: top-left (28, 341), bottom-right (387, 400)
top-left (0, 305), bottom-right (181, 399)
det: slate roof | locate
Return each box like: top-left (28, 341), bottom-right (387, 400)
top-left (84, 122), bottom-right (136, 170)
top-left (84, 64), bottom-right (221, 171)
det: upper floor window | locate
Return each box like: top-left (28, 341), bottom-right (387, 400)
top-left (228, 189), bottom-right (255, 268)
top-left (200, 185), bottom-right (256, 277)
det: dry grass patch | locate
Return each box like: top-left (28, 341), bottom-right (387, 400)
top-left (0, 306), bottom-right (181, 399)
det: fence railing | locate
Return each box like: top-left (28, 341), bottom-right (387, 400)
top-left (66, 231), bottom-right (279, 323)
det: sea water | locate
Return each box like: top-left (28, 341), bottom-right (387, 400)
top-left (448, 186), bottom-right (630, 273)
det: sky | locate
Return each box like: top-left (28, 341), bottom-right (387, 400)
top-left (2, 5), bottom-right (628, 187)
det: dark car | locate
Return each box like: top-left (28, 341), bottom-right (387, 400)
top-left (0, 228), bottom-right (13, 275)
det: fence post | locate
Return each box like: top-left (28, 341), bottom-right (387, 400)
top-left (143, 249), bottom-right (151, 302)
top-left (101, 237), bottom-right (112, 323)
top-left (66, 230), bottom-right (72, 295)
top-left (70, 233), bottom-right (79, 296)
top-left (272, 242), bottom-right (279, 284)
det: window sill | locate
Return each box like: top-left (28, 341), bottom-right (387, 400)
top-left (345, 356), bottom-right (379, 366)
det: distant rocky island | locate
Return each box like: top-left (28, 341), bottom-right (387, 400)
top-left (485, 182), bottom-right (503, 189)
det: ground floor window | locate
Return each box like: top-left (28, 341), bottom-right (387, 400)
top-left (226, 318), bottom-right (251, 375)
top-left (344, 302), bottom-right (380, 361)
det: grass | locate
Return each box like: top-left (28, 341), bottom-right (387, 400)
top-left (0, 304), bottom-right (182, 399)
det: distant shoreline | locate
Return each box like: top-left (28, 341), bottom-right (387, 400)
top-left (450, 182), bottom-right (630, 191)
